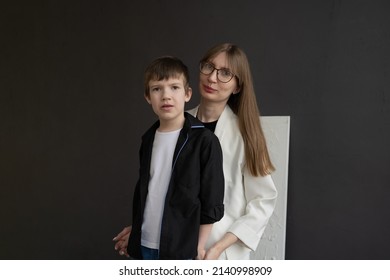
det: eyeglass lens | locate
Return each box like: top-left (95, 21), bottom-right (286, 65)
top-left (200, 62), bottom-right (234, 83)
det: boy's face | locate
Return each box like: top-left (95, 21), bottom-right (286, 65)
top-left (145, 75), bottom-right (192, 126)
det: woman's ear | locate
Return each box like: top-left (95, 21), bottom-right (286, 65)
top-left (232, 87), bottom-right (240, 95)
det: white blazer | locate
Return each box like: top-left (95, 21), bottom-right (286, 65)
top-left (188, 106), bottom-right (278, 259)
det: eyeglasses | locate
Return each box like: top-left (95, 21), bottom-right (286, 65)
top-left (199, 62), bottom-right (236, 83)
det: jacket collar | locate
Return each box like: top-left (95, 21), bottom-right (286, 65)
top-left (143, 112), bottom-right (204, 140)
top-left (187, 105), bottom-right (236, 138)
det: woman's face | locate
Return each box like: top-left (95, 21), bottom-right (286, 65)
top-left (199, 52), bottom-right (239, 104)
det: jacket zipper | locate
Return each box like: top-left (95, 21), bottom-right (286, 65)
top-left (171, 133), bottom-right (189, 172)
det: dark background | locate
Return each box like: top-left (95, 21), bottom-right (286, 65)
top-left (1, 0), bottom-right (389, 259)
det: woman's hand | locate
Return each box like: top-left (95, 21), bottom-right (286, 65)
top-left (196, 248), bottom-right (206, 260)
top-left (113, 226), bottom-right (132, 257)
top-left (203, 232), bottom-right (239, 260)
top-left (203, 246), bottom-right (223, 260)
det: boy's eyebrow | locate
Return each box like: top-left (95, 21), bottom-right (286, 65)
top-left (149, 80), bottom-right (184, 86)
top-left (169, 82), bottom-right (184, 86)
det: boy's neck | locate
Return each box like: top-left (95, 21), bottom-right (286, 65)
top-left (157, 114), bottom-right (185, 132)
top-left (197, 100), bottom-right (225, 123)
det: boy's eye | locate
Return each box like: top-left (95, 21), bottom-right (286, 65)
top-left (151, 87), bottom-right (160, 92)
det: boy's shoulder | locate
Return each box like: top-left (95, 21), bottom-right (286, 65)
top-left (184, 112), bottom-right (210, 133)
top-left (184, 112), bottom-right (204, 127)
top-left (184, 113), bottom-right (219, 140)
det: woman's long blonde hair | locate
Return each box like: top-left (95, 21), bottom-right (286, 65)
top-left (200, 43), bottom-right (275, 176)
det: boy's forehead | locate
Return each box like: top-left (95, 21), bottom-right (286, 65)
top-left (149, 74), bottom-right (186, 84)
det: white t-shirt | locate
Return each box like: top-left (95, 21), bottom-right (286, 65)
top-left (141, 128), bottom-right (181, 249)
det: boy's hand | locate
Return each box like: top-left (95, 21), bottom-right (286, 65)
top-left (113, 226), bottom-right (132, 257)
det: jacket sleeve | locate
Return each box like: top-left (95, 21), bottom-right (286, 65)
top-left (199, 133), bottom-right (225, 224)
top-left (228, 169), bottom-right (278, 251)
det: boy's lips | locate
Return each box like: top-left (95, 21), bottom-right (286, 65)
top-left (161, 104), bottom-right (174, 110)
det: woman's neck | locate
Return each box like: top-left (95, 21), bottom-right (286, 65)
top-left (197, 100), bottom-right (226, 123)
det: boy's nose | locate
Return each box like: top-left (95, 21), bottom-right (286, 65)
top-left (162, 90), bottom-right (172, 100)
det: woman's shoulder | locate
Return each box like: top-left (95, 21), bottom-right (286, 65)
top-left (216, 106), bottom-right (240, 133)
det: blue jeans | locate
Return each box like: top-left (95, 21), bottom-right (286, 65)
top-left (141, 246), bottom-right (159, 260)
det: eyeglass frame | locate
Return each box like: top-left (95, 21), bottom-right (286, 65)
top-left (199, 61), bottom-right (237, 83)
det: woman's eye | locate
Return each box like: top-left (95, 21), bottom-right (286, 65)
top-left (205, 63), bottom-right (214, 70)
top-left (220, 70), bottom-right (232, 77)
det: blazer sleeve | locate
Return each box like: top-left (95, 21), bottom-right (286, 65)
top-left (199, 132), bottom-right (225, 224)
top-left (228, 169), bottom-right (278, 251)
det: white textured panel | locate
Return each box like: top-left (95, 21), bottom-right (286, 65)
top-left (251, 116), bottom-right (290, 260)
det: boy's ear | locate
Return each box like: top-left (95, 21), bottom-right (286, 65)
top-left (144, 94), bottom-right (152, 104)
top-left (185, 87), bottom-right (192, 102)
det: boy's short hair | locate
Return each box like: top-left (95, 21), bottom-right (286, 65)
top-left (144, 56), bottom-right (190, 96)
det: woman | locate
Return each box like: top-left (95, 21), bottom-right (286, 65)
top-left (113, 43), bottom-right (277, 260)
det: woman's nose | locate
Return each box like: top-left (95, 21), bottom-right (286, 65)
top-left (207, 69), bottom-right (218, 82)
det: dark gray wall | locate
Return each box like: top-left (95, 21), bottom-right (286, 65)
top-left (1, 0), bottom-right (389, 259)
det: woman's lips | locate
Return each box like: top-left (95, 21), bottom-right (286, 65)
top-left (203, 85), bottom-right (216, 93)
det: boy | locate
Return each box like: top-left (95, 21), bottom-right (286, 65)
top-left (126, 56), bottom-right (224, 260)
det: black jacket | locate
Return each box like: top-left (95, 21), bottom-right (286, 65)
top-left (128, 113), bottom-right (224, 260)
